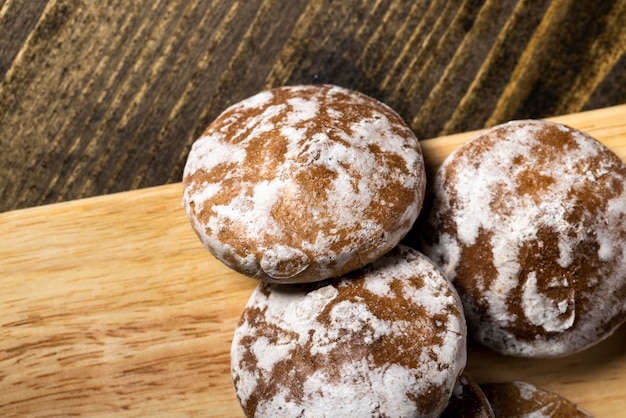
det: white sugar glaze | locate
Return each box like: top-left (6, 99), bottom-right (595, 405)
top-left (231, 246), bottom-right (467, 417)
top-left (423, 119), bottom-right (626, 357)
top-left (183, 84), bottom-right (425, 283)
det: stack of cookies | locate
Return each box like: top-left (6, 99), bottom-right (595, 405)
top-left (182, 84), bottom-right (625, 417)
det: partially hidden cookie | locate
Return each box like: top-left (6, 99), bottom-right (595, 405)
top-left (440, 372), bottom-right (495, 418)
top-left (420, 119), bottom-right (626, 357)
top-left (480, 381), bottom-right (592, 417)
top-left (230, 245), bottom-right (466, 417)
top-left (183, 84), bottom-right (426, 283)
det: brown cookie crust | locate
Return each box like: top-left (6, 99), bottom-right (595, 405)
top-left (441, 372), bottom-right (495, 418)
top-left (480, 381), bottom-right (592, 417)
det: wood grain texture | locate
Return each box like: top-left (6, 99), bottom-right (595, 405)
top-left (1, 0), bottom-right (626, 212)
top-left (1, 105), bottom-right (625, 417)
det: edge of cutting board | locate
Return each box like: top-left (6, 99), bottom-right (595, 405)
top-left (2, 104), bottom-right (626, 416)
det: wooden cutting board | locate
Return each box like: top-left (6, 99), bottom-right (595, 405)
top-left (2, 105), bottom-right (626, 417)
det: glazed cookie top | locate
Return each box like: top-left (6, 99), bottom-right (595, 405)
top-left (231, 246), bottom-right (466, 418)
top-left (421, 120), bottom-right (626, 357)
top-left (183, 84), bottom-right (425, 283)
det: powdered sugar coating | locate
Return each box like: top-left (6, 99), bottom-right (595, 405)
top-left (231, 245), bottom-right (467, 417)
top-left (421, 120), bottom-right (626, 357)
top-left (183, 84), bottom-right (426, 283)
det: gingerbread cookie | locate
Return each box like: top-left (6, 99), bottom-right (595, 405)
top-left (230, 245), bottom-right (466, 417)
top-left (421, 120), bottom-right (626, 357)
top-left (441, 372), bottom-right (495, 418)
top-left (183, 84), bottom-right (426, 283)
top-left (480, 381), bottom-right (592, 417)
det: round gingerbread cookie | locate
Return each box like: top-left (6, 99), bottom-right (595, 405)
top-left (183, 84), bottom-right (426, 284)
top-left (440, 372), bottom-right (495, 418)
top-left (420, 119), bottom-right (626, 357)
top-left (480, 381), bottom-right (592, 417)
top-left (230, 245), bottom-right (467, 417)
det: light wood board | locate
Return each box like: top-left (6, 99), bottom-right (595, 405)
top-left (2, 105), bottom-right (626, 417)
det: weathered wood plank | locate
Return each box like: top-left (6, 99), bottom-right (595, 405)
top-left (1, 0), bottom-right (625, 213)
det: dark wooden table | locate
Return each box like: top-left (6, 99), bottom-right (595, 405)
top-left (2, 0), bottom-right (626, 213)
